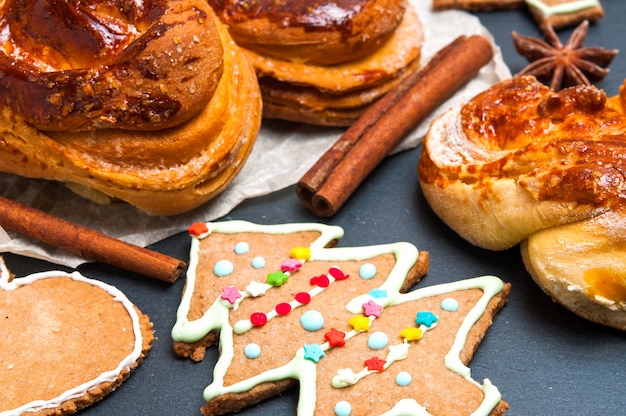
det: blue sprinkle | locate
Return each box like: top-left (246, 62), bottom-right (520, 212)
top-left (214, 260), bottom-right (234, 277)
top-left (415, 311), bottom-right (438, 328)
top-left (334, 401), bottom-right (352, 416)
top-left (251, 256), bottom-right (266, 269)
top-left (367, 331), bottom-right (389, 350)
top-left (244, 343), bottom-right (261, 359)
top-left (234, 242), bottom-right (250, 254)
top-left (359, 263), bottom-right (377, 279)
top-left (396, 371), bottom-right (412, 386)
top-left (368, 288), bottom-right (387, 299)
top-left (300, 310), bottom-right (324, 331)
top-left (441, 297), bottom-right (459, 312)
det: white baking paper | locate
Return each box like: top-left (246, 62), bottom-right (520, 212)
top-left (0, 0), bottom-right (512, 267)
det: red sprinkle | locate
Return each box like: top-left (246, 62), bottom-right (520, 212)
top-left (295, 292), bottom-right (311, 304)
top-left (329, 266), bottom-right (349, 280)
top-left (275, 303), bottom-right (292, 315)
top-left (364, 356), bottom-right (386, 372)
top-left (250, 312), bottom-right (268, 327)
top-left (188, 222), bottom-right (209, 236)
top-left (324, 328), bottom-right (346, 347)
top-left (311, 274), bottom-right (330, 288)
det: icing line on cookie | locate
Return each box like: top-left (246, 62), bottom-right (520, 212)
top-left (525, 0), bottom-right (600, 17)
top-left (0, 259), bottom-right (143, 416)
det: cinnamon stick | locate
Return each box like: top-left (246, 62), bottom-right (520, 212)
top-left (0, 196), bottom-right (185, 283)
top-left (296, 35), bottom-right (494, 217)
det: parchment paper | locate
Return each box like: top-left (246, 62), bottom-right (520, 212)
top-left (0, 0), bottom-right (511, 267)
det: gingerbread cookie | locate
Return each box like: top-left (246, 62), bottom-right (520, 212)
top-left (525, 0), bottom-right (604, 30)
top-left (0, 257), bottom-right (153, 415)
top-left (171, 221), bottom-right (510, 415)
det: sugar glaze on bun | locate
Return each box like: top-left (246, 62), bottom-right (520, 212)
top-left (419, 76), bottom-right (626, 330)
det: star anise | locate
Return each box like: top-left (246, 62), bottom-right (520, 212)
top-left (512, 20), bottom-right (618, 91)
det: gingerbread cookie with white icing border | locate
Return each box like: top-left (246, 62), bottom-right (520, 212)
top-left (525, 0), bottom-right (604, 30)
top-left (171, 221), bottom-right (510, 415)
top-left (0, 257), bottom-right (153, 415)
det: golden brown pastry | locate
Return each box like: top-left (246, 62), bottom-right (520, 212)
top-left (418, 75), bottom-right (626, 330)
top-left (207, 0), bottom-right (423, 126)
top-left (0, 0), bottom-right (262, 215)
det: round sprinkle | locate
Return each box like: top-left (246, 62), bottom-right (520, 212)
top-left (234, 242), bottom-right (249, 254)
top-left (367, 331), bottom-right (389, 350)
top-left (251, 256), bottom-right (266, 269)
top-left (244, 343), bottom-right (261, 359)
top-left (300, 310), bottom-right (324, 331)
top-left (334, 401), bottom-right (352, 416)
top-left (250, 312), bottom-right (268, 327)
top-left (276, 303), bottom-right (292, 315)
top-left (396, 371), bottom-right (412, 386)
top-left (295, 292), bottom-right (311, 304)
top-left (213, 260), bottom-right (234, 277)
top-left (441, 297), bottom-right (459, 312)
top-left (359, 263), bottom-right (377, 279)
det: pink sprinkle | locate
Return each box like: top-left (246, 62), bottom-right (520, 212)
top-left (276, 303), bottom-right (292, 315)
top-left (362, 299), bottom-right (383, 317)
top-left (281, 258), bottom-right (302, 273)
top-left (295, 292), bottom-right (311, 304)
top-left (250, 312), bottom-right (268, 327)
top-left (220, 286), bottom-right (242, 304)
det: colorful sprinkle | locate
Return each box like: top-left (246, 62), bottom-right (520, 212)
top-left (359, 263), bottom-right (377, 279)
top-left (213, 260), bottom-right (234, 277)
top-left (416, 311), bottom-right (438, 328)
top-left (188, 222), bottom-right (209, 236)
top-left (290, 246), bottom-right (311, 261)
top-left (220, 286), bottom-right (242, 304)
top-left (364, 356), bottom-right (386, 372)
top-left (251, 256), bottom-right (266, 269)
top-left (396, 371), bottom-right (412, 386)
top-left (234, 242), bottom-right (249, 254)
top-left (245, 281), bottom-right (269, 297)
top-left (361, 299), bottom-right (383, 317)
top-left (281, 258), bottom-right (302, 273)
top-left (303, 344), bottom-right (325, 362)
top-left (368, 288), bottom-right (387, 299)
top-left (267, 271), bottom-right (289, 286)
top-left (275, 303), bottom-right (292, 315)
top-left (400, 327), bottom-right (423, 342)
top-left (367, 331), bottom-right (389, 350)
top-left (250, 312), bottom-right (268, 327)
top-left (324, 328), bottom-right (346, 347)
top-left (334, 401), bottom-right (352, 416)
top-left (300, 310), bottom-right (325, 331)
top-left (349, 315), bottom-right (371, 332)
top-left (244, 343), bottom-right (261, 359)
top-left (310, 274), bottom-right (330, 288)
top-left (295, 292), bottom-right (311, 304)
top-left (329, 266), bottom-right (349, 280)
top-left (441, 297), bottom-right (459, 312)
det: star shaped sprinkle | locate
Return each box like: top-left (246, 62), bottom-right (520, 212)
top-left (267, 271), bottom-right (289, 287)
top-left (400, 327), bottom-right (423, 342)
top-left (303, 344), bottom-right (325, 363)
top-left (324, 328), bottom-right (346, 347)
top-left (364, 357), bottom-right (386, 372)
top-left (220, 286), bottom-right (242, 304)
top-left (290, 246), bottom-right (310, 261)
top-left (361, 300), bottom-right (383, 317)
top-left (281, 258), bottom-right (302, 273)
top-left (349, 315), bottom-right (371, 332)
top-left (513, 20), bottom-right (618, 91)
top-left (368, 289), bottom-right (387, 299)
top-left (188, 222), bottom-right (209, 236)
top-left (415, 311), bottom-right (438, 328)
top-left (245, 281), bottom-right (270, 297)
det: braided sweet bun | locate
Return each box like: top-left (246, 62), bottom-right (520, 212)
top-left (418, 76), bottom-right (626, 330)
top-left (0, 0), bottom-right (262, 215)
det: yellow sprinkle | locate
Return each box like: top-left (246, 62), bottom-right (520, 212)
top-left (290, 247), bottom-right (311, 261)
top-left (400, 327), bottom-right (423, 342)
top-left (349, 315), bottom-right (371, 332)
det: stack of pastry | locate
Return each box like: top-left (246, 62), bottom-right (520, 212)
top-left (418, 75), bottom-right (626, 330)
top-left (207, 0), bottom-right (424, 126)
top-left (0, 0), bottom-right (262, 215)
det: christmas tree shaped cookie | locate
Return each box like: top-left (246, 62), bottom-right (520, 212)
top-left (0, 257), bottom-right (153, 415)
top-left (172, 220), bottom-right (510, 415)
